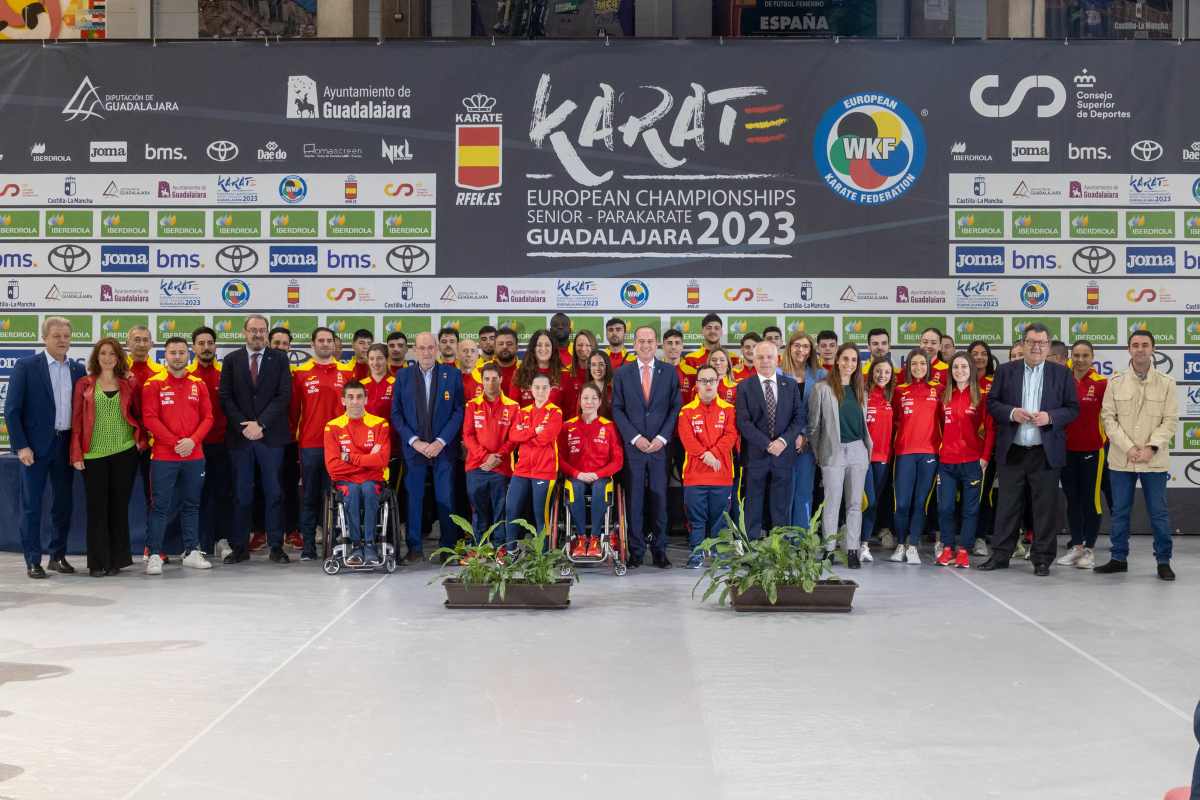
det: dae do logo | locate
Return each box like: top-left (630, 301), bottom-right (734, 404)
top-left (813, 92), bottom-right (925, 205)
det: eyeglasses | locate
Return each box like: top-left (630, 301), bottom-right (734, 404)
top-left (1025, 340), bottom-right (1049, 350)
top-left (696, 378), bottom-right (718, 385)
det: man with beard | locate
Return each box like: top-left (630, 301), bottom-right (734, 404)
top-left (492, 327), bottom-right (521, 398)
top-left (550, 312), bottom-right (573, 365)
top-left (478, 325), bottom-right (498, 361)
top-left (386, 331), bottom-right (409, 375)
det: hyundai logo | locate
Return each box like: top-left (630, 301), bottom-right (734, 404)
top-left (207, 140), bottom-right (239, 162)
top-left (215, 244), bottom-right (259, 273)
top-left (48, 243), bottom-right (91, 273)
top-left (386, 244), bottom-right (430, 274)
top-left (1072, 245), bottom-right (1115, 275)
top-left (1130, 140), bottom-right (1163, 163)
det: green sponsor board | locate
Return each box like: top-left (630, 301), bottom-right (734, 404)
top-left (269, 210), bottom-right (320, 238)
top-left (326, 210), bottom-right (377, 239)
top-left (0, 211), bottom-right (39, 237)
top-left (496, 315), bottom-right (548, 343)
top-left (953, 316), bottom-right (1005, 345)
top-left (669, 316), bottom-right (707, 345)
top-left (1184, 212), bottom-right (1200, 239)
top-left (157, 211), bottom-right (206, 238)
top-left (567, 316), bottom-right (605, 341)
top-left (1183, 422), bottom-right (1200, 451)
top-left (382, 209), bottom-right (435, 239)
top-left (842, 316), bottom-right (890, 343)
top-left (326, 316), bottom-right (376, 340)
top-left (1011, 316), bottom-right (1062, 342)
top-left (213, 210), bottom-right (263, 238)
top-left (61, 314), bottom-right (94, 343)
top-left (1011, 210), bottom-right (1061, 239)
top-left (896, 317), bottom-right (947, 346)
top-left (270, 315), bottom-right (321, 343)
top-left (45, 210), bottom-right (94, 237)
top-left (782, 316), bottom-right (834, 340)
top-left (623, 316), bottom-right (662, 343)
top-left (1185, 317), bottom-right (1200, 345)
top-left (211, 316), bottom-right (246, 344)
top-left (1068, 317), bottom-right (1118, 345)
top-left (1067, 210), bottom-right (1119, 239)
top-left (156, 315), bottom-right (205, 341)
top-left (381, 316), bottom-right (434, 339)
top-left (0, 414), bottom-right (8, 449)
top-left (952, 210), bottom-right (1004, 239)
top-left (1126, 317), bottom-right (1177, 345)
top-left (0, 314), bottom-right (39, 343)
top-left (100, 210), bottom-right (150, 238)
top-left (439, 315), bottom-right (492, 338)
top-left (100, 315), bottom-right (150, 339)
top-left (1125, 211), bottom-right (1175, 239)
top-left (730, 316), bottom-right (780, 343)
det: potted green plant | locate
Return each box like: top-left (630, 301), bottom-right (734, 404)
top-left (692, 504), bottom-right (857, 612)
top-left (432, 517), bottom-right (576, 609)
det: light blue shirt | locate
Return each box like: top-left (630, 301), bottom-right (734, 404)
top-left (1015, 360), bottom-right (1045, 446)
top-left (408, 365), bottom-right (446, 448)
top-left (45, 350), bottom-right (72, 432)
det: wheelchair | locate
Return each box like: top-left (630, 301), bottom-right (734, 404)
top-left (321, 482), bottom-right (401, 575)
top-left (548, 478), bottom-right (629, 576)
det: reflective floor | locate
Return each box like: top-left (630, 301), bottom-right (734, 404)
top-left (0, 537), bottom-right (1196, 800)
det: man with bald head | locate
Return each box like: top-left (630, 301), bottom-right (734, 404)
top-left (735, 340), bottom-right (807, 538)
top-left (391, 332), bottom-right (464, 561)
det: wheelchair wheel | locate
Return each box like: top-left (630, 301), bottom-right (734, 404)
top-left (613, 485), bottom-right (630, 565)
top-left (323, 558), bottom-right (341, 575)
top-left (613, 561), bottom-right (627, 577)
top-left (547, 483), bottom-right (562, 551)
top-left (322, 488), bottom-right (336, 559)
top-left (384, 556), bottom-right (397, 574)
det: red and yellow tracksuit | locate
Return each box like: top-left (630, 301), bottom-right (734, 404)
top-left (716, 375), bottom-right (739, 405)
top-left (127, 355), bottom-right (166, 393)
top-left (361, 373), bottom-right (396, 421)
top-left (507, 366), bottom-right (574, 414)
top-left (141, 372), bottom-right (213, 462)
top-left (937, 385), bottom-right (995, 553)
top-left (677, 396), bottom-right (738, 553)
top-left (560, 414), bottom-right (624, 548)
top-left (187, 360), bottom-right (226, 446)
top-left (463, 393), bottom-right (519, 477)
top-left (604, 347), bottom-right (635, 373)
top-left (290, 359), bottom-right (353, 449)
top-left (504, 402), bottom-right (563, 546)
top-left (892, 378), bottom-right (942, 546)
top-left (862, 384), bottom-right (896, 542)
top-left (673, 360), bottom-right (698, 404)
top-left (1063, 370), bottom-right (1109, 549)
top-left (323, 412), bottom-right (391, 546)
top-left (460, 365), bottom-right (484, 403)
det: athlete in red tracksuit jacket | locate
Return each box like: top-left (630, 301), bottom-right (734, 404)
top-left (862, 372), bottom-right (896, 549)
top-left (503, 376), bottom-right (563, 548)
top-left (676, 368), bottom-right (739, 568)
top-left (462, 369), bottom-right (520, 541)
top-left (560, 383), bottom-right (624, 556)
top-left (324, 381), bottom-right (392, 561)
top-left (935, 359), bottom-right (996, 567)
top-left (890, 355), bottom-right (941, 556)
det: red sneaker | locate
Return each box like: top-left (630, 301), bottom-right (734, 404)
top-left (586, 536), bottom-right (601, 557)
top-left (285, 532), bottom-right (304, 550)
top-left (249, 532), bottom-right (267, 552)
top-left (569, 537), bottom-right (585, 557)
top-left (935, 546), bottom-right (954, 567)
top-left (955, 548), bottom-right (971, 569)
top-left (496, 546), bottom-right (508, 564)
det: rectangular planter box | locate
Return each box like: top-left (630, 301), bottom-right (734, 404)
top-left (443, 578), bottom-right (572, 609)
top-left (730, 580), bottom-right (857, 612)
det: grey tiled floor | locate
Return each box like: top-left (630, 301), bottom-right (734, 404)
top-left (0, 538), bottom-right (1196, 800)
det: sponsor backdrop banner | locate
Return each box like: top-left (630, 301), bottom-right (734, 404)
top-left (3, 39), bottom-right (1200, 501)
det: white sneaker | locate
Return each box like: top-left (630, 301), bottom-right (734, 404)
top-left (182, 549), bottom-right (212, 570)
top-left (215, 539), bottom-right (233, 561)
top-left (889, 544), bottom-right (906, 562)
top-left (145, 554), bottom-right (163, 575)
top-left (1015, 540), bottom-right (1029, 559)
top-left (1076, 547), bottom-right (1095, 569)
top-left (1057, 545), bottom-right (1084, 567)
top-left (973, 539), bottom-right (990, 557)
top-left (860, 542), bottom-right (874, 563)
top-left (905, 545), bottom-right (922, 565)
top-left (880, 529), bottom-right (896, 550)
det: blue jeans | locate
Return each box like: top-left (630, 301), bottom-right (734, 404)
top-left (299, 447), bottom-right (329, 555)
top-left (685, 485), bottom-right (732, 551)
top-left (790, 449), bottom-right (816, 531)
top-left (862, 461), bottom-right (891, 542)
top-left (403, 454), bottom-right (458, 554)
top-left (336, 481), bottom-right (381, 545)
top-left (504, 476), bottom-right (556, 547)
top-left (894, 453), bottom-right (938, 546)
top-left (566, 477), bottom-right (611, 539)
top-left (146, 459), bottom-right (205, 554)
top-left (465, 469), bottom-right (509, 544)
top-left (230, 441), bottom-right (285, 552)
top-left (198, 443), bottom-right (232, 553)
top-left (937, 461), bottom-right (983, 550)
top-left (19, 431), bottom-right (74, 567)
top-left (1108, 470), bottom-right (1172, 563)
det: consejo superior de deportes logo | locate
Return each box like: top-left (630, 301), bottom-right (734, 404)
top-left (813, 92), bottom-right (925, 205)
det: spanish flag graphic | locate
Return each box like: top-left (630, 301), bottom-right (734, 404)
top-left (455, 124), bottom-right (502, 191)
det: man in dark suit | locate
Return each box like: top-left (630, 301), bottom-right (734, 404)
top-left (736, 340), bottom-right (806, 539)
top-left (219, 314), bottom-right (293, 564)
top-left (612, 326), bottom-right (681, 568)
top-left (5, 317), bottom-right (86, 578)
top-left (980, 323), bottom-right (1079, 576)
top-left (391, 331), bottom-right (464, 562)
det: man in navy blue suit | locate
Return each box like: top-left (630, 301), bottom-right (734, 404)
top-left (612, 326), bottom-right (681, 568)
top-left (736, 340), bottom-right (806, 539)
top-left (391, 332), bottom-right (464, 562)
top-left (4, 317), bottom-right (86, 579)
top-left (980, 323), bottom-right (1079, 576)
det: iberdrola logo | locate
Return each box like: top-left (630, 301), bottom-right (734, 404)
top-left (814, 91), bottom-right (925, 205)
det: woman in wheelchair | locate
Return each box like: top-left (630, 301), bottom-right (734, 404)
top-left (503, 374), bottom-right (563, 550)
top-left (323, 381), bottom-right (392, 566)
top-left (560, 383), bottom-right (623, 558)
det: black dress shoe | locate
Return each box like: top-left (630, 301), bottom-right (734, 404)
top-left (1094, 559), bottom-right (1128, 574)
top-left (652, 554), bottom-right (672, 569)
top-left (223, 550), bottom-right (250, 565)
top-left (1157, 563), bottom-right (1176, 582)
top-left (268, 548), bottom-right (290, 564)
top-left (847, 550), bottom-right (861, 569)
top-left (626, 556), bottom-right (643, 569)
top-left (1034, 564), bottom-right (1050, 577)
top-left (977, 557), bottom-right (1010, 571)
top-left (47, 558), bottom-right (75, 574)
top-left (89, 568), bottom-right (106, 578)
top-left (27, 564), bottom-right (46, 579)
top-left (105, 567), bottom-right (122, 576)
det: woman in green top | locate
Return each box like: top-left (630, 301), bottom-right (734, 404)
top-left (70, 338), bottom-right (145, 577)
top-left (807, 343), bottom-right (873, 569)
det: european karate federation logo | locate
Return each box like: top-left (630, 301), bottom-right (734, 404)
top-left (813, 92), bottom-right (925, 205)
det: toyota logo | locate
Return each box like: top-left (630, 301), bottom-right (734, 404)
top-left (1153, 351), bottom-right (1173, 373)
top-left (386, 244), bottom-right (430, 274)
top-left (215, 244), bottom-right (259, 273)
top-left (48, 243), bottom-right (91, 273)
top-left (207, 140), bottom-right (239, 162)
top-left (1185, 458), bottom-right (1200, 486)
top-left (1130, 140), bottom-right (1163, 163)
top-left (1072, 245), bottom-right (1115, 275)
top-left (287, 348), bottom-right (312, 366)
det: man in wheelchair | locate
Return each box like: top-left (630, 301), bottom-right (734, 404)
top-left (323, 381), bottom-right (392, 566)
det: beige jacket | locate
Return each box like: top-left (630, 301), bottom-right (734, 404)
top-left (1100, 367), bottom-right (1177, 473)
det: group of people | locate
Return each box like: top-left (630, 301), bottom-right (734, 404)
top-left (3, 310), bottom-right (1180, 581)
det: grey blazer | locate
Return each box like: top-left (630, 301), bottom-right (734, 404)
top-left (807, 382), bottom-right (873, 468)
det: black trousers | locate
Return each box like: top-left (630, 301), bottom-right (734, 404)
top-left (992, 444), bottom-right (1062, 566)
top-left (82, 447), bottom-right (139, 571)
top-left (1062, 449), bottom-right (1104, 548)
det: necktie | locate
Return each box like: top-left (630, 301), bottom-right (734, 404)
top-left (641, 364), bottom-right (652, 404)
top-left (250, 351), bottom-right (260, 386)
top-left (764, 379), bottom-right (776, 438)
